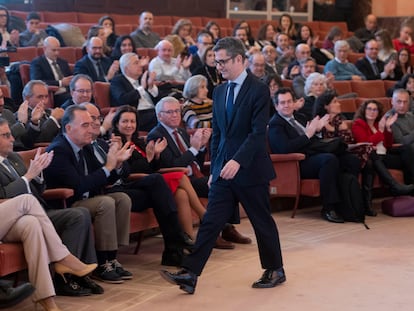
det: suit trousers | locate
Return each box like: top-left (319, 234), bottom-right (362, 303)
top-left (0, 194), bottom-right (70, 302)
top-left (46, 207), bottom-right (97, 264)
top-left (71, 192), bottom-right (131, 251)
top-left (183, 179), bottom-right (283, 276)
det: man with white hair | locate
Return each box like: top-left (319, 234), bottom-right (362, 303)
top-left (110, 52), bottom-right (158, 131)
top-left (324, 40), bottom-right (366, 81)
top-left (130, 11), bottom-right (161, 48)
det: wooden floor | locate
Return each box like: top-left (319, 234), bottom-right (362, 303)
top-left (8, 199), bottom-right (414, 311)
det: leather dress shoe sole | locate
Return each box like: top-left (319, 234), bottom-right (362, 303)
top-left (159, 270), bottom-right (197, 294)
top-left (321, 210), bottom-right (344, 223)
top-left (252, 269), bottom-right (286, 289)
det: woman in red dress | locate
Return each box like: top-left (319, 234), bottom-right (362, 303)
top-left (112, 105), bottom-right (206, 241)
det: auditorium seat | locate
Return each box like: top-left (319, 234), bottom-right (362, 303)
top-left (154, 16), bottom-right (173, 26)
top-left (43, 11), bottom-right (78, 23)
top-left (351, 80), bottom-right (386, 98)
top-left (347, 53), bottom-right (364, 64)
top-left (93, 81), bottom-right (111, 115)
top-left (337, 98), bottom-right (357, 119)
top-left (77, 12), bottom-right (103, 23)
top-left (8, 47), bottom-right (38, 63)
top-left (331, 81), bottom-right (353, 96)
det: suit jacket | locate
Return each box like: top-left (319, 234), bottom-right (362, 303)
top-left (0, 152), bottom-right (45, 205)
top-left (61, 98), bottom-right (76, 110)
top-left (268, 111), bottom-right (312, 154)
top-left (355, 57), bottom-right (385, 80)
top-left (44, 134), bottom-right (124, 205)
top-left (30, 55), bottom-right (72, 86)
top-left (74, 55), bottom-right (113, 82)
top-left (110, 74), bottom-right (155, 107)
top-left (209, 73), bottom-right (275, 186)
top-left (147, 124), bottom-right (206, 171)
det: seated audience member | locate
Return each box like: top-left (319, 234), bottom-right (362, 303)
top-left (352, 99), bottom-right (414, 212)
top-left (30, 36), bottom-right (73, 107)
top-left (0, 5), bottom-right (19, 48)
top-left (268, 88), bottom-right (354, 223)
top-left (275, 33), bottom-right (294, 78)
top-left (111, 35), bottom-right (136, 61)
top-left (110, 52), bottom-right (157, 131)
top-left (277, 13), bottom-right (297, 41)
top-left (204, 20), bottom-right (221, 44)
top-left (98, 15), bottom-right (118, 49)
top-left (234, 20), bottom-right (260, 53)
top-left (171, 18), bottom-right (196, 48)
top-left (233, 26), bottom-right (260, 56)
top-left (81, 25), bottom-right (112, 57)
top-left (189, 30), bottom-right (214, 74)
top-left (287, 43), bottom-right (311, 79)
top-left (392, 23), bottom-right (414, 54)
top-left (0, 117), bottom-right (102, 296)
top-left (355, 39), bottom-right (396, 80)
top-left (182, 75), bottom-right (213, 129)
top-left (74, 37), bottom-right (119, 82)
top-left (14, 80), bottom-right (64, 148)
top-left (44, 105), bottom-right (133, 284)
top-left (375, 29), bottom-right (397, 64)
top-left (147, 97), bottom-right (251, 246)
top-left (130, 11), bottom-right (161, 48)
top-left (393, 74), bottom-right (414, 111)
top-left (0, 194), bottom-right (97, 311)
top-left (262, 45), bottom-right (283, 76)
top-left (193, 45), bottom-right (224, 99)
top-left (292, 57), bottom-right (316, 98)
top-left (61, 74), bottom-right (93, 109)
top-left (256, 23), bottom-right (277, 48)
top-left (354, 14), bottom-right (379, 45)
top-left (81, 103), bottom-right (201, 262)
top-left (296, 24), bottom-right (331, 65)
top-left (149, 39), bottom-right (192, 85)
top-left (265, 73), bottom-right (283, 103)
top-left (0, 280), bottom-right (34, 308)
top-left (324, 40), bottom-right (366, 81)
top-left (394, 48), bottom-right (413, 80)
top-left (248, 52), bottom-right (268, 81)
top-left (19, 12), bottom-right (47, 47)
top-left (322, 26), bottom-right (343, 54)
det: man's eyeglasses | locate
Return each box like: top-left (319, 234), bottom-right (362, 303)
top-left (214, 57), bottom-right (234, 67)
top-left (160, 109), bottom-right (181, 115)
top-left (74, 89), bottom-right (92, 94)
top-left (91, 115), bottom-right (104, 123)
top-left (0, 132), bottom-right (12, 139)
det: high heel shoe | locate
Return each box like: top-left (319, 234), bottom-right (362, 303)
top-left (54, 262), bottom-right (97, 283)
top-left (35, 298), bottom-right (62, 311)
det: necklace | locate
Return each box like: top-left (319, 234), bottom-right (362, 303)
top-left (204, 65), bottom-right (221, 86)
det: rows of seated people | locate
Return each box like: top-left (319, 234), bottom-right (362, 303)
top-left (3, 5), bottom-right (414, 310)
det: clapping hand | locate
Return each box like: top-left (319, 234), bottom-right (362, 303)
top-left (25, 149), bottom-right (53, 181)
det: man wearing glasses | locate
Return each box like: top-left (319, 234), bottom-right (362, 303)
top-left (189, 31), bottom-right (214, 74)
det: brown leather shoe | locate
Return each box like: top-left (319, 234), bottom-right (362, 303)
top-left (222, 225), bottom-right (252, 244)
top-left (214, 236), bottom-right (235, 249)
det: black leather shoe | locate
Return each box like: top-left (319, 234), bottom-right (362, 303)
top-left (321, 210), bottom-right (344, 223)
top-left (75, 276), bottom-right (104, 295)
top-left (252, 268), bottom-right (286, 288)
top-left (175, 233), bottom-right (194, 253)
top-left (54, 275), bottom-right (92, 296)
top-left (161, 249), bottom-right (184, 267)
top-left (0, 281), bottom-right (34, 309)
top-left (159, 269), bottom-right (197, 294)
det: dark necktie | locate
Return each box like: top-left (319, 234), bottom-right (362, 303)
top-left (78, 149), bottom-right (87, 175)
top-left (92, 141), bottom-right (107, 164)
top-left (289, 117), bottom-right (305, 135)
top-left (226, 82), bottom-right (236, 123)
top-left (172, 129), bottom-right (204, 178)
top-left (96, 60), bottom-right (106, 81)
top-left (52, 61), bottom-right (64, 80)
top-left (371, 62), bottom-right (379, 76)
top-left (3, 158), bottom-right (20, 179)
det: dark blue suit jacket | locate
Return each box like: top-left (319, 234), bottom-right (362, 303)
top-left (110, 74), bottom-right (155, 107)
top-left (210, 73), bottom-right (275, 186)
top-left (44, 134), bottom-right (123, 205)
top-left (74, 55), bottom-right (113, 82)
top-left (30, 55), bottom-right (72, 86)
top-left (355, 57), bottom-right (385, 80)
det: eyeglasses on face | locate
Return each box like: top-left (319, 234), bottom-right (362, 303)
top-left (0, 132), bottom-right (12, 139)
top-left (214, 57), bottom-right (234, 66)
top-left (74, 89), bottom-right (92, 94)
top-left (160, 109), bottom-right (181, 115)
top-left (91, 115), bottom-right (104, 123)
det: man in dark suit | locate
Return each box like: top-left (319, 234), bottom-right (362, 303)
top-left (159, 37), bottom-right (285, 293)
top-left (268, 87), bottom-right (347, 223)
top-left (74, 37), bottom-right (119, 82)
top-left (61, 74), bottom-right (94, 110)
top-left (355, 39), bottom-right (396, 80)
top-left (189, 31), bottom-right (214, 74)
top-left (110, 52), bottom-right (158, 132)
top-left (44, 105), bottom-right (132, 284)
top-left (0, 117), bottom-right (101, 296)
top-left (30, 36), bottom-right (73, 107)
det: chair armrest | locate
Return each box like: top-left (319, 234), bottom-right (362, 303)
top-left (42, 188), bottom-right (74, 200)
top-left (270, 153), bottom-right (306, 162)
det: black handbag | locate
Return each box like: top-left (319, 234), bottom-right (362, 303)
top-left (306, 137), bottom-right (348, 156)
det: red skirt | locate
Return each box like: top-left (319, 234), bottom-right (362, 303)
top-left (162, 171), bottom-right (185, 194)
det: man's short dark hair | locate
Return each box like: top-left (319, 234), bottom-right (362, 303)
top-left (273, 87), bottom-right (295, 105)
top-left (213, 37), bottom-right (246, 60)
top-left (26, 12), bottom-right (41, 21)
top-left (62, 105), bottom-right (87, 132)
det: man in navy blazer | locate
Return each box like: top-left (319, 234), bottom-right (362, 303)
top-left (160, 37), bottom-right (285, 293)
top-left (74, 37), bottom-right (119, 83)
top-left (355, 39), bottom-right (396, 80)
top-left (30, 36), bottom-right (73, 106)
